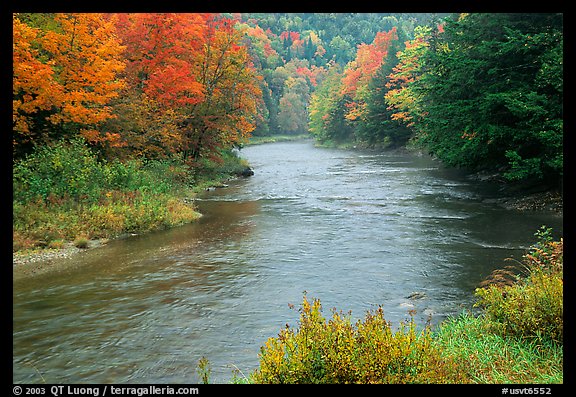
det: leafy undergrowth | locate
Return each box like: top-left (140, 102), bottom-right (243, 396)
top-left (13, 139), bottom-right (248, 252)
top-left (250, 295), bottom-right (467, 384)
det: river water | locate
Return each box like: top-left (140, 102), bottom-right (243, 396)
top-left (13, 140), bottom-right (562, 384)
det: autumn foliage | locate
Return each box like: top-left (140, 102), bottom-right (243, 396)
top-left (13, 13), bottom-right (263, 163)
top-left (252, 294), bottom-right (467, 383)
top-left (114, 13), bottom-right (206, 109)
top-left (308, 28), bottom-right (402, 145)
top-left (341, 28), bottom-right (398, 122)
top-left (14, 12), bottom-right (563, 185)
top-left (384, 26), bottom-right (431, 128)
top-left (13, 13), bottom-right (126, 151)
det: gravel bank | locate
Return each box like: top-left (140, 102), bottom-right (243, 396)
top-left (13, 239), bottom-right (109, 280)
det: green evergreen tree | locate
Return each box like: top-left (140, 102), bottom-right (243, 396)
top-left (415, 13), bottom-right (562, 185)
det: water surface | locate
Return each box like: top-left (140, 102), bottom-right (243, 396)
top-left (13, 140), bottom-right (562, 383)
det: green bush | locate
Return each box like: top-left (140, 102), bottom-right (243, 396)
top-left (13, 138), bottom-right (196, 205)
top-left (251, 294), bottom-right (467, 384)
top-left (13, 138), bottom-right (107, 204)
top-left (192, 149), bottom-right (250, 188)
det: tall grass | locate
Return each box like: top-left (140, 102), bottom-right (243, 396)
top-left (432, 312), bottom-right (563, 383)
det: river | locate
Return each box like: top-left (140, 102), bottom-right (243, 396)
top-left (12, 140), bottom-right (563, 384)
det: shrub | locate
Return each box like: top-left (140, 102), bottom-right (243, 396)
top-left (47, 240), bottom-right (65, 249)
top-left (73, 235), bottom-right (90, 249)
top-left (13, 138), bottom-right (107, 204)
top-left (192, 149), bottom-right (250, 188)
top-left (251, 294), bottom-right (467, 384)
top-left (84, 204), bottom-right (128, 237)
top-left (474, 228), bottom-right (563, 343)
top-left (13, 138), bottom-right (197, 206)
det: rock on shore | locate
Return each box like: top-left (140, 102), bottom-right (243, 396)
top-left (482, 190), bottom-right (563, 214)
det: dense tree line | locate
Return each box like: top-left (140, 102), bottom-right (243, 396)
top-left (235, 13), bottom-right (443, 136)
top-left (13, 12), bottom-right (442, 156)
top-left (308, 13), bottom-right (563, 186)
top-left (418, 13), bottom-right (563, 184)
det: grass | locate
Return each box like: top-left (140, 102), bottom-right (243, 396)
top-left (433, 312), bottom-right (563, 383)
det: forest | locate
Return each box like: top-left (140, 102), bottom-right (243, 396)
top-left (13, 12), bottom-right (563, 247)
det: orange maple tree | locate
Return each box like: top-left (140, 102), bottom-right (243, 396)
top-left (14, 13), bottom-right (263, 162)
top-left (113, 13), bottom-right (262, 161)
top-left (13, 13), bottom-right (126, 151)
top-left (13, 15), bottom-right (56, 141)
top-left (183, 16), bottom-right (263, 160)
top-left (341, 28), bottom-right (398, 121)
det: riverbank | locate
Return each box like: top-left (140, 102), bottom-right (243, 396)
top-left (486, 189), bottom-right (563, 214)
top-left (12, 141), bottom-right (252, 275)
top-left (13, 238), bottom-right (110, 279)
top-left (243, 133), bottom-right (313, 146)
top-left (312, 140), bottom-right (564, 216)
top-left (247, 235), bottom-right (563, 384)
top-left (466, 168), bottom-right (563, 215)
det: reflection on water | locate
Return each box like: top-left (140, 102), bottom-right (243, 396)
top-left (13, 141), bottom-right (562, 383)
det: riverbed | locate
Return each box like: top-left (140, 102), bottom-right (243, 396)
top-left (13, 140), bottom-right (562, 383)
